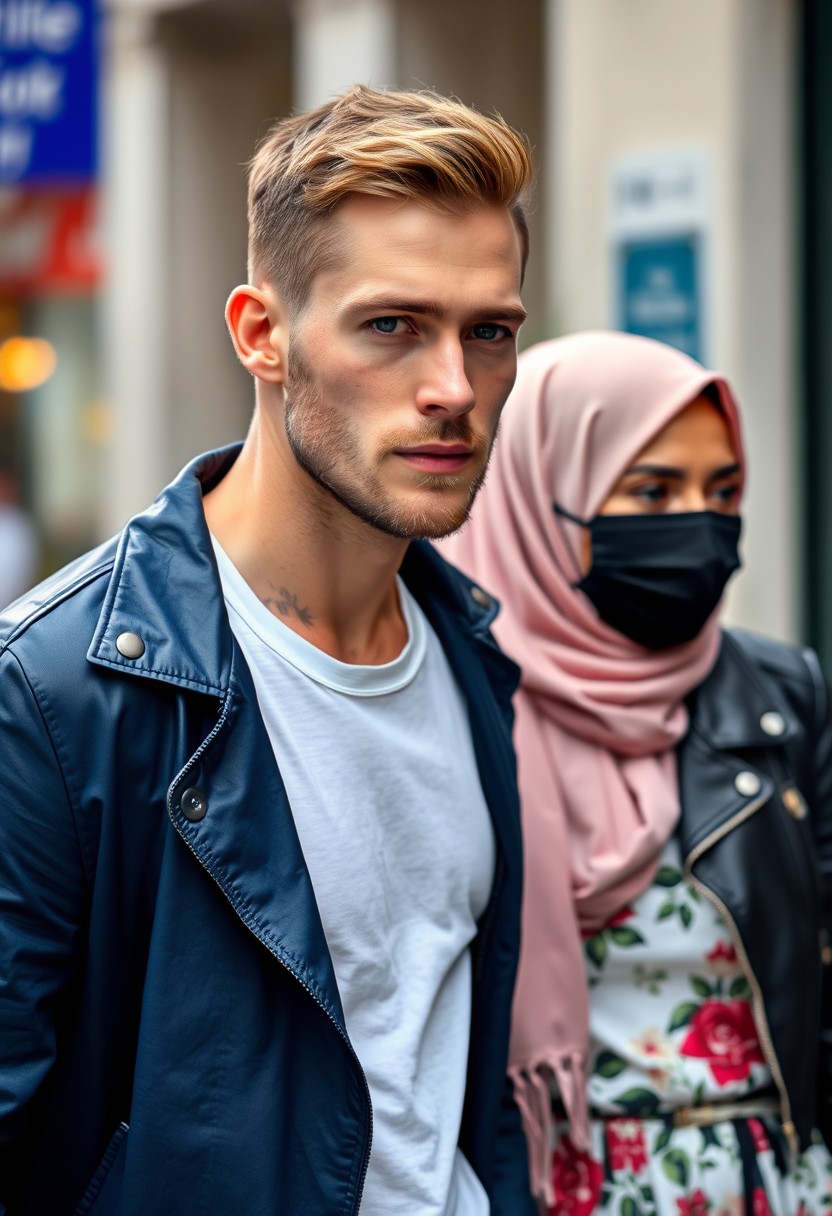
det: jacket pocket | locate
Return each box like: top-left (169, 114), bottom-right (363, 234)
top-left (74, 1122), bottom-right (129, 1216)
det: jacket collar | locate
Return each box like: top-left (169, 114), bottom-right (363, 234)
top-left (88, 447), bottom-right (237, 695)
top-left (87, 444), bottom-right (512, 697)
top-left (686, 628), bottom-right (799, 751)
top-left (677, 629), bottom-right (789, 862)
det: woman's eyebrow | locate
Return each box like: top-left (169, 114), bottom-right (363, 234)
top-left (622, 464), bottom-right (684, 480)
top-left (621, 461), bottom-right (742, 482)
top-left (706, 462), bottom-right (742, 481)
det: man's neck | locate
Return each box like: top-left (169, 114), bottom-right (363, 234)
top-left (203, 419), bottom-right (411, 666)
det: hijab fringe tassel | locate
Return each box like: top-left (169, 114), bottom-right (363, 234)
top-left (509, 1051), bottom-right (590, 1209)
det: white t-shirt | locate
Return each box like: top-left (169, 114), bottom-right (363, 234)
top-left (212, 537), bottom-right (494, 1216)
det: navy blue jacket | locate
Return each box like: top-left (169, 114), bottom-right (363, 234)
top-left (0, 447), bottom-right (536, 1216)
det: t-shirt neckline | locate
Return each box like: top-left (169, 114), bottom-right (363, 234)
top-left (210, 533), bottom-right (427, 697)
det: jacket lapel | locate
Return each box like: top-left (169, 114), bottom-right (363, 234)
top-left (677, 630), bottom-right (793, 859)
top-left (87, 446), bottom-right (347, 1031)
top-left (402, 542), bottom-right (522, 870)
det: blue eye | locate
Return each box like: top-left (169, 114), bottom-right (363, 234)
top-left (371, 317), bottom-right (402, 334)
top-left (472, 323), bottom-right (507, 341)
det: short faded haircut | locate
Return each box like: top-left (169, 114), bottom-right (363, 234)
top-left (247, 84), bottom-right (533, 310)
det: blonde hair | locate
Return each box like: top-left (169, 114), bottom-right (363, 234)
top-left (247, 84), bottom-right (533, 309)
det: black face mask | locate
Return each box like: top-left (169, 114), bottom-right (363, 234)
top-left (554, 506), bottom-right (742, 650)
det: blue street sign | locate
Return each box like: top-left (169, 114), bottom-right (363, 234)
top-left (618, 233), bottom-right (701, 362)
top-left (0, 0), bottom-right (98, 183)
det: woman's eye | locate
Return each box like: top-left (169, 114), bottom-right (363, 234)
top-left (632, 483), bottom-right (667, 504)
top-left (370, 317), bottom-right (405, 335)
top-left (472, 323), bottom-right (508, 342)
top-left (711, 482), bottom-right (741, 505)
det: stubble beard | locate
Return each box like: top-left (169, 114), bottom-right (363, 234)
top-left (283, 343), bottom-right (494, 540)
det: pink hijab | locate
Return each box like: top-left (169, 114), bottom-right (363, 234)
top-left (439, 332), bottom-right (745, 1206)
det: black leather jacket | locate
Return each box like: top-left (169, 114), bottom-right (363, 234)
top-left (678, 627), bottom-right (832, 1153)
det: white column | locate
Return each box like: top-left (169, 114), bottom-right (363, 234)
top-left (293, 0), bottom-right (396, 110)
top-left (100, 1), bottom-right (292, 534)
top-left (100, 8), bottom-right (170, 534)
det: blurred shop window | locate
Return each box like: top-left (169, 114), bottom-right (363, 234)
top-left (0, 188), bottom-right (105, 576)
top-left (0, 461), bottom-right (36, 608)
top-left (0, 0), bottom-right (102, 578)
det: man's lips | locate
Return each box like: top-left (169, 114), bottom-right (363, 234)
top-left (394, 443), bottom-right (474, 473)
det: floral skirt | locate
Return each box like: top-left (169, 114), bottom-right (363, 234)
top-left (549, 1115), bottom-right (832, 1216)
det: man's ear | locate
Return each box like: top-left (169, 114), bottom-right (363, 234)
top-left (225, 284), bottom-right (288, 384)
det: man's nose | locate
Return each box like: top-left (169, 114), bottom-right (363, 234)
top-left (415, 339), bottom-right (476, 417)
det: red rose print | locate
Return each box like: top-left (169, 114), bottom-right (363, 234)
top-left (751, 1187), bottom-right (771, 1216)
top-left (706, 941), bottom-right (738, 970)
top-left (677, 1189), bottom-right (711, 1216)
top-left (678, 1000), bottom-right (764, 1085)
top-left (549, 1135), bottom-right (603, 1216)
top-left (747, 1118), bottom-right (770, 1154)
top-left (605, 1118), bottom-right (648, 1173)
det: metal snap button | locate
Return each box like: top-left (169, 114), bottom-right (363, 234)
top-left (181, 786), bottom-right (207, 822)
top-left (760, 711), bottom-right (786, 737)
top-left (734, 770), bottom-right (761, 798)
top-left (470, 585), bottom-right (490, 609)
top-left (116, 631), bottom-right (146, 660)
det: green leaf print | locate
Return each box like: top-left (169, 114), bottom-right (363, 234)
top-left (728, 976), bottom-right (752, 999)
top-left (595, 1050), bottom-right (628, 1079)
top-left (621, 1198), bottom-right (638, 1216)
top-left (660, 1148), bottom-right (690, 1188)
top-left (610, 926), bottom-right (646, 947)
top-left (633, 965), bottom-right (668, 995)
top-left (654, 865), bottom-right (683, 887)
top-left (614, 1087), bottom-right (662, 1117)
top-left (689, 976), bottom-right (713, 999)
top-left (667, 1000), bottom-right (699, 1032)
top-left (678, 904), bottom-right (694, 929)
top-left (585, 934), bottom-right (608, 968)
top-left (653, 1126), bottom-right (672, 1154)
top-left (656, 901), bottom-right (675, 921)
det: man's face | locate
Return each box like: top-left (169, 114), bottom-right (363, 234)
top-left (280, 194), bottom-right (526, 540)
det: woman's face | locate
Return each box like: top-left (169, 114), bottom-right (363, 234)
top-left (579, 395), bottom-right (741, 572)
top-left (599, 395), bottom-right (741, 517)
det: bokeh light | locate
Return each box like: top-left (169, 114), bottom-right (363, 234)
top-left (0, 337), bottom-right (58, 393)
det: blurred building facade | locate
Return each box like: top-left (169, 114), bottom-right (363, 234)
top-left (8, 0), bottom-right (830, 664)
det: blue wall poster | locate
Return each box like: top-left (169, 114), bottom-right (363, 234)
top-left (0, 0), bottom-right (98, 184)
top-left (617, 233), bottom-right (701, 363)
